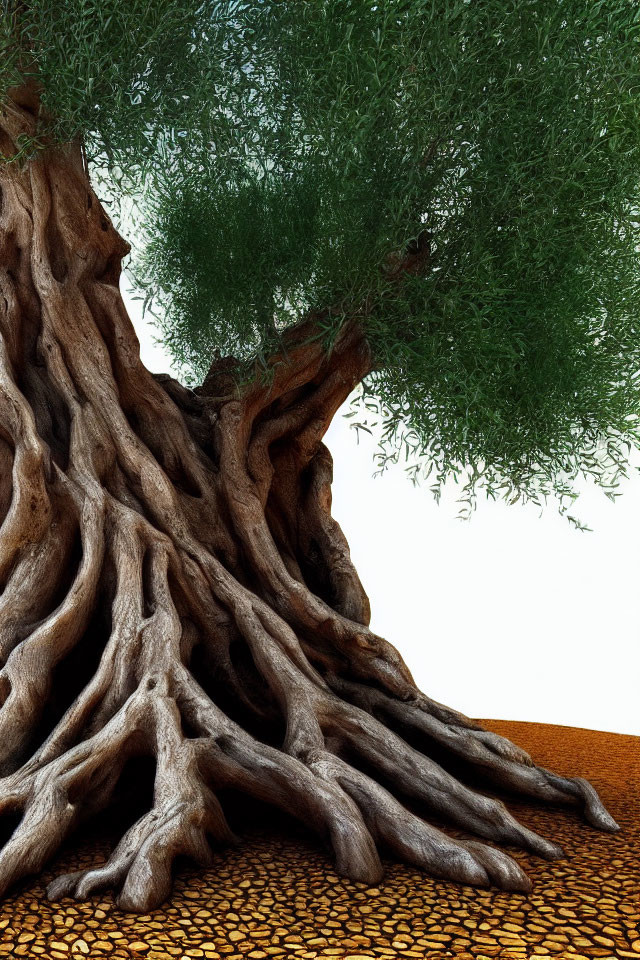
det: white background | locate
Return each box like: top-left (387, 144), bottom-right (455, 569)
top-left (123, 284), bottom-right (640, 738)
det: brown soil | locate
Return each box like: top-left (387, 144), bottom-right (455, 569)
top-left (0, 720), bottom-right (637, 960)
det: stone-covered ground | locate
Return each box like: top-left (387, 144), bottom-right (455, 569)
top-left (0, 720), bottom-right (637, 959)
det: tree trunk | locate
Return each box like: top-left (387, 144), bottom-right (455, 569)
top-left (0, 86), bottom-right (618, 912)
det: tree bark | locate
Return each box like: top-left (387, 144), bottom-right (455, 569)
top-left (0, 85), bottom-right (618, 912)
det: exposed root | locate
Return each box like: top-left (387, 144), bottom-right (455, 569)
top-left (0, 87), bottom-right (620, 911)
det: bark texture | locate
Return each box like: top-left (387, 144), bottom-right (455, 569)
top-left (0, 86), bottom-right (619, 912)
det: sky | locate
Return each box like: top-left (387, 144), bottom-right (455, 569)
top-left (122, 283), bottom-right (640, 738)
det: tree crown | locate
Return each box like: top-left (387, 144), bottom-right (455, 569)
top-left (2, 0), bottom-right (640, 519)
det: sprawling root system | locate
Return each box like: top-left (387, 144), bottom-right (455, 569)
top-left (0, 88), bottom-right (618, 911)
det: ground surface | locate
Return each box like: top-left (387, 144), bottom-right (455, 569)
top-left (0, 720), bottom-right (636, 960)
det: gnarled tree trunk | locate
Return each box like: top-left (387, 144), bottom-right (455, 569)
top-left (0, 86), bottom-right (618, 912)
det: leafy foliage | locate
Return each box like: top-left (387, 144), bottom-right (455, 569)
top-left (2, 0), bottom-right (640, 514)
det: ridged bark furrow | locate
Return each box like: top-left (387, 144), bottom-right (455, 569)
top-left (0, 87), bottom-right (619, 912)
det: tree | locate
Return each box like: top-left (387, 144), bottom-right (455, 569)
top-left (0, 0), bottom-right (637, 912)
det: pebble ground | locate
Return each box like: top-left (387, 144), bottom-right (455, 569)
top-left (0, 720), bottom-right (637, 959)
